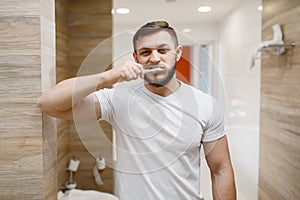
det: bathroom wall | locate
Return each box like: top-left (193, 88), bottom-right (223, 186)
top-left (259, 0), bottom-right (300, 199)
top-left (55, 0), bottom-right (114, 193)
top-left (56, 0), bottom-right (71, 190)
top-left (0, 0), bottom-right (57, 199)
top-left (200, 0), bottom-right (262, 199)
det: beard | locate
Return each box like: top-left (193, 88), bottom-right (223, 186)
top-left (144, 62), bottom-right (177, 88)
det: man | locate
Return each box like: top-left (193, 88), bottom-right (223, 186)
top-left (38, 21), bottom-right (236, 200)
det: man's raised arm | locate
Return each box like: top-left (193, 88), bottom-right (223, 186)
top-left (37, 61), bottom-right (143, 120)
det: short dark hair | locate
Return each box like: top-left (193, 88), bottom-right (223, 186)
top-left (133, 21), bottom-right (178, 50)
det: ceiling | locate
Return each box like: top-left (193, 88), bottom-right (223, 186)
top-left (113, 0), bottom-right (245, 26)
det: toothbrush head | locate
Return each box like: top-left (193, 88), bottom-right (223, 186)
top-left (144, 68), bottom-right (164, 73)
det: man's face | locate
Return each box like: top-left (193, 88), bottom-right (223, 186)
top-left (133, 30), bottom-right (182, 87)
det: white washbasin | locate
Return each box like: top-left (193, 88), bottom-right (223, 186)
top-left (58, 189), bottom-right (118, 200)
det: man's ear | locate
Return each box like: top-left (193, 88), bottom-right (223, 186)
top-left (175, 45), bottom-right (183, 61)
top-left (132, 51), bottom-right (138, 62)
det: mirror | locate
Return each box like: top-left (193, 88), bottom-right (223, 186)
top-left (112, 0), bottom-right (262, 199)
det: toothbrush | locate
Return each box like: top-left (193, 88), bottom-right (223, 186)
top-left (144, 68), bottom-right (163, 73)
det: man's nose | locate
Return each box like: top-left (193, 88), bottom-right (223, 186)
top-left (149, 50), bottom-right (161, 63)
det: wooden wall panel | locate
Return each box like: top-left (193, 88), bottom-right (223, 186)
top-left (0, 3), bottom-right (43, 200)
top-left (57, 119), bottom-right (71, 189)
top-left (56, 0), bottom-right (69, 83)
top-left (0, 0), bottom-right (57, 199)
top-left (55, 0), bottom-right (71, 192)
top-left (259, 1), bottom-right (300, 199)
top-left (41, 0), bottom-right (57, 199)
top-left (55, 0), bottom-right (113, 193)
top-left (0, 17), bottom-right (41, 93)
top-left (0, 96), bottom-right (43, 199)
top-left (43, 115), bottom-right (57, 200)
top-left (68, 0), bottom-right (113, 192)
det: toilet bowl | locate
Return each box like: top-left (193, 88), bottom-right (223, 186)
top-left (58, 189), bottom-right (118, 200)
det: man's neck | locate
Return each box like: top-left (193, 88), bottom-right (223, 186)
top-left (144, 77), bottom-right (181, 97)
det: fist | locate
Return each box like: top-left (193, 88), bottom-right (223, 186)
top-left (114, 60), bottom-right (144, 82)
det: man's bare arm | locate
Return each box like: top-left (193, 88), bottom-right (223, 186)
top-left (37, 61), bottom-right (143, 120)
top-left (203, 136), bottom-right (236, 200)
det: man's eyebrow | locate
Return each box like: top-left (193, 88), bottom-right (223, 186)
top-left (137, 44), bottom-right (170, 51)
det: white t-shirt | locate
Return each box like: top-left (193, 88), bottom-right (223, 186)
top-left (95, 80), bottom-right (225, 200)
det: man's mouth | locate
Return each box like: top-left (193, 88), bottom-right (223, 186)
top-left (144, 68), bottom-right (164, 73)
top-left (144, 65), bottom-right (165, 73)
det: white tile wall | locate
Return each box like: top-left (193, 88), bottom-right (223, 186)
top-left (201, 1), bottom-right (262, 200)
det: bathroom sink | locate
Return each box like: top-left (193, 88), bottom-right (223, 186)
top-left (58, 189), bottom-right (118, 200)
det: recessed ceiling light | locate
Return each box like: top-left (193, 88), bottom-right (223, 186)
top-left (197, 6), bottom-right (212, 13)
top-left (114, 7), bottom-right (130, 14)
top-left (183, 28), bottom-right (192, 33)
top-left (257, 5), bottom-right (263, 11)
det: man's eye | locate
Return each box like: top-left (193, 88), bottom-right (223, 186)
top-left (158, 48), bottom-right (169, 53)
top-left (140, 50), bottom-right (151, 55)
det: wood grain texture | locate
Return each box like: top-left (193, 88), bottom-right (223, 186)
top-left (68, 0), bottom-right (113, 191)
top-left (0, 0), bottom-right (40, 17)
top-left (41, 0), bottom-right (57, 199)
top-left (0, 16), bottom-right (41, 93)
top-left (0, 1), bottom-right (43, 196)
top-left (56, 0), bottom-right (69, 83)
top-left (68, 0), bottom-right (111, 15)
top-left (55, 0), bottom-right (71, 191)
top-left (259, 1), bottom-right (300, 199)
top-left (57, 119), bottom-right (70, 189)
top-left (55, 0), bottom-right (113, 193)
top-left (0, 0), bottom-right (56, 199)
top-left (43, 115), bottom-right (57, 200)
top-left (262, 0), bottom-right (300, 24)
top-left (0, 94), bottom-right (42, 133)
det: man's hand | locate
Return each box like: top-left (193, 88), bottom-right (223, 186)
top-left (107, 61), bottom-right (144, 84)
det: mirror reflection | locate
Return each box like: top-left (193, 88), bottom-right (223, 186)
top-left (3, 0), bottom-right (299, 199)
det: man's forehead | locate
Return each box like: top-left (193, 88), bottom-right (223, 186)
top-left (136, 44), bottom-right (170, 51)
top-left (135, 31), bottom-right (176, 49)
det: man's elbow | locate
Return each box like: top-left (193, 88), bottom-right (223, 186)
top-left (37, 95), bottom-right (45, 110)
top-left (37, 95), bottom-right (58, 117)
top-left (210, 163), bottom-right (234, 178)
top-left (37, 95), bottom-right (50, 112)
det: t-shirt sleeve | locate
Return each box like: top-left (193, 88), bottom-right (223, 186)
top-left (94, 88), bottom-right (114, 123)
top-left (201, 98), bottom-right (226, 142)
